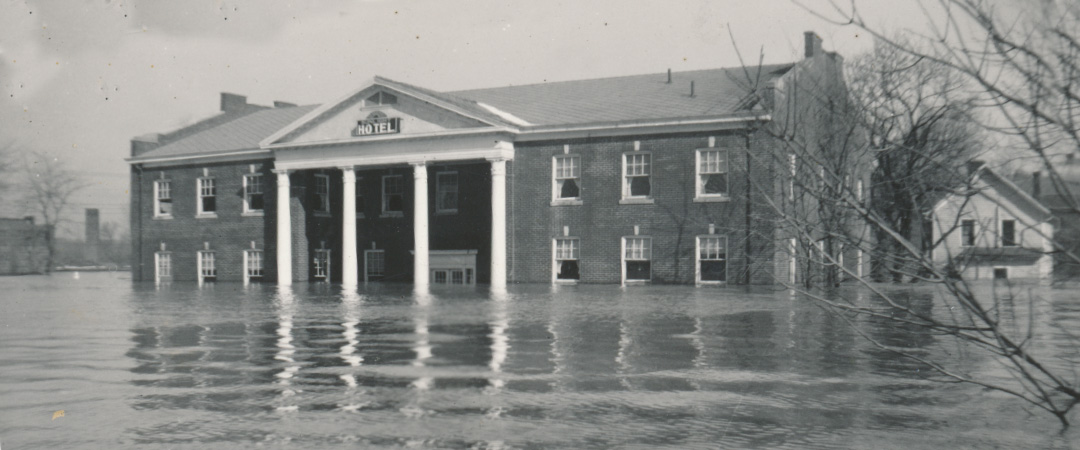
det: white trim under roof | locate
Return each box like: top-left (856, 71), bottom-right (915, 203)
top-left (128, 148), bottom-right (271, 167)
top-left (259, 76), bottom-right (511, 148)
top-left (476, 102), bottom-right (532, 127)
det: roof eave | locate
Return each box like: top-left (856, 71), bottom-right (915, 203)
top-left (514, 113), bottom-right (771, 141)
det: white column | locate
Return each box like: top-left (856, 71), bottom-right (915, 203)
top-left (274, 169), bottom-right (292, 286)
top-left (412, 163), bottom-right (429, 289)
top-left (490, 158), bottom-right (507, 288)
top-left (341, 167), bottom-right (358, 288)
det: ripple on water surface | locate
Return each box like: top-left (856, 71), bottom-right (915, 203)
top-left (1, 273), bottom-right (1078, 449)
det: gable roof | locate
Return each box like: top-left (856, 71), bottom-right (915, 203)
top-left (939, 164), bottom-right (1056, 222)
top-left (131, 64), bottom-right (794, 164)
top-left (449, 64), bottom-right (794, 127)
top-left (132, 105), bottom-right (318, 161)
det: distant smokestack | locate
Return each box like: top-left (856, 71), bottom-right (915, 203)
top-left (667, 69), bottom-right (672, 84)
top-left (85, 208), bottom-right (100, 264)
top-left (690, 80), bottom-right (695, 98)
top-left (1033, 171), bottom-right (1042, 198)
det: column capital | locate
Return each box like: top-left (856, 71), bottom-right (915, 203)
top-left (412, 162), bottom-right (428, 179)
top-left (341, 167), bottom-right (356, 183)
top-left (489, 158), bottom-right (507, 176)
top-left (271, 168), bottom-right (292, 175)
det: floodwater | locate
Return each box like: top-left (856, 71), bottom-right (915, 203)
top-left (1, 273), bottom-right (1079, 449)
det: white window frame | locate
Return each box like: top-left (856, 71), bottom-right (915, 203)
top-left (197, 177), bottom-right (216, 217)
top-left (696, 235), bottom-right (728, 285)
top-left (621, 236), bottom-right (652, 284)
top-left (153, 180), bottom-right (173, 219)
top-left (314, 249), bottom-right (331, 281)
top-left (435, 171), bottom-right (459, 214)
top-left (154, 251), bottom-right (171, 284)
top-left (242, 173), bottom-right (265, 215)
top-left (314, 174), bottom-right (331, 215)
top-left (364, 249), bottom-right (385, 282)
top-left (381, 175), bottom-right (405, 217)
top-left (552, 155), bottom-right (582, 204)
top-left (621, 152), bottom-right (653, 203)
top-left (695, 149), bottom-right (729, 201)
top-left (552, 237), bottom-right (581, 283)
top-left (197, 251), bottom-right (216, 285)
top-left (243, 249), bottom-right (264, 285)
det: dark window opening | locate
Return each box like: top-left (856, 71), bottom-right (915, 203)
top-left (202, 196), bottom-right (216, 213)
top-left (1002, 220), bottom-right (1016, 247)
top-left (626, 261), bottom-right (651, 281)
top-left (962, 220), bottom-right (975, 246)
top-left (703, 173), bottom-right (727, 195)
top-left (629, 177), bottom-right (651, 197)
top-left (557, 260), bottom-right (580, 280)
top-left (250, 194), bottom-right (264, 211)
top-left (994, 268), bottom-right (1008, 279)
top-left (700, 260), bottom-right (726, 282)
top-left (559, 178), bottom-right (580, 199)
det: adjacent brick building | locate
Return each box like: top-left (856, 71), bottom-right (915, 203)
top-left (0, 217), bottom-right (50, 275)
top-left (129, 32), bottom-right (867, 286)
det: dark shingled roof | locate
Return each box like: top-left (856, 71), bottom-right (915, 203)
top-left (131, 64), bottom-right (794, 161)
top-left (449, 65), bottom-right (794, 126)
top-left (134, 105), bottom-right (318, 160)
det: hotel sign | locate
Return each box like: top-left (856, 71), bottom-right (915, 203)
top-left (353, 116), bottom-right (401, 137)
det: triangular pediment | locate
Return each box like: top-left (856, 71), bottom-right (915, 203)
top-left (262, 78), bottom-right (504, 147)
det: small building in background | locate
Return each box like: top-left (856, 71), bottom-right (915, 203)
top-left (932, 163), bottom-right (1055, 280)
top-left (0, 217), bottom-right (51, 275)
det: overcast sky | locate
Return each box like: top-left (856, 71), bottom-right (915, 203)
top-left (0, 0), bottom-right (931, 236)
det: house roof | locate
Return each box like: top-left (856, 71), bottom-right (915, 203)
top-left (132, 64), bottom-right (794, 162)
top-left (974, 166), bottom-right (1054, 222)
top-left (133, 105), bottom-right (318, 161)
top-left (449, 65), bottom-right (794, 126)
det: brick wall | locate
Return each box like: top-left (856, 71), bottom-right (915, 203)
top-left (132, 160), bottom-right (274, 282)
top-left (508, 130), bottom-right (780, 285)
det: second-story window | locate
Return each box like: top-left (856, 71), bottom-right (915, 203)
top-left (1002, 220), bottom-right (1016, 247)
top-left (553, 155), bottom-right (581, 201)
top-left (314, 174), bottom-right (330, 214)
top-left (623, 153), bottom-right (652, 199)
top-left (197, 177), bottom-right (216, 215)
top-left (961, 220), bottom-right (975, 247)
top-left (696, 149), bottom-right (728, 198)
top-left (243, 174), bottom-right (264, 213)
top-left (382, 175), bottom-right (404, 216)
top-left (154, 180), bottom-right (172, 217)
top-left (436, 172), bottom-right (458, 214)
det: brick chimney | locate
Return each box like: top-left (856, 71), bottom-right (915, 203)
top-left (966, 159), bottom-right (985, 176)
top-left (273, 101), bottom-right (297, 108)
top-left (130, 133), bottom-right (162, 157)
top-left (805, 31), bottom-right (823, 59)
top-left (220, 92), bottom-right (248, 112)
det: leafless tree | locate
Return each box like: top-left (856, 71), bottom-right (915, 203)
top-left (19, 151), bottom-right (87, 273)
top-left (760, 0), bottom-right (1080, 426)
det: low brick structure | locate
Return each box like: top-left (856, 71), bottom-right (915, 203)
top-left (0, 217), bottom-right (50, 275)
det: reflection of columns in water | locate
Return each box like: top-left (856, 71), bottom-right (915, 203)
top-left (339, 291), bottom-right (365, 412)
top-left (616, 320), bottom-right (633, 390)
top-left (274, 287), bottom-right (299, 412)
top-left (488, 293), bottom-right (509, 390)
top-left (411, 290), bottom-right (433, 391)
top-left (339, 292), bottom-right (363, 385)
top-left (547, 317), bottom-right (563, 392)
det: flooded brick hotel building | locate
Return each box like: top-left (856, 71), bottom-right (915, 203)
top-left (129, 32), bottom-right (866, 287)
